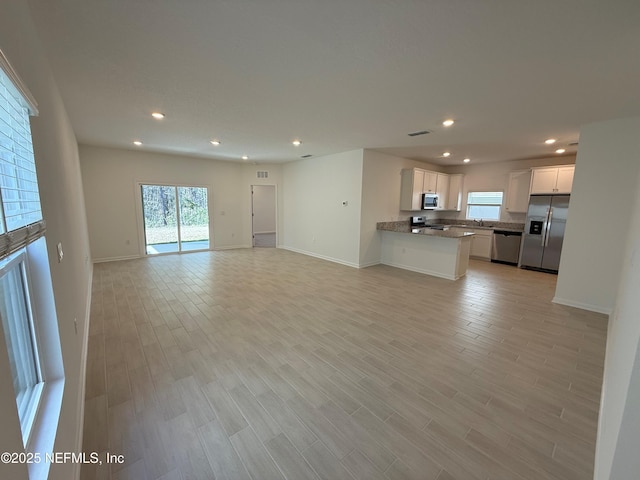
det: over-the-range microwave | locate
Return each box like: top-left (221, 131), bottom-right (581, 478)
top-left (423, 193), bottom-right (439, 210)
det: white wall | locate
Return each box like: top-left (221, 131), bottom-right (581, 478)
top-left (359, 150), bottom-right (442, 267)
top-left (444, 155), bottom-right (576, 223)
top-left (281, 149), bottom-right (364, 267)
top-left (80, 145), bottom-right (283, 261)
top-left (555, 117), bottom-right (640, 314)
top-left (0, 1), bottom-right (93, 478)
top-left (580, 118), bottom-right (640, 479)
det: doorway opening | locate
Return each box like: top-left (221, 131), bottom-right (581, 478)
top-left (140, 184), bottom-right (210, 254)
top-left (252, 185), bottom-right (276, 247)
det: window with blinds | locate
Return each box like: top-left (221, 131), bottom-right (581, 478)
top-left (0, 50), bottom-right (50, 449)
top-left (0, 50), bottom-right (44, 260)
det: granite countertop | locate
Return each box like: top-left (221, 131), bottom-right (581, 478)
top-left (377, 219), bottom-right (525, 235)
top-left (377, 222), bottom-right (475, 239)
top-left (438, 219), bottom-right (525, 232)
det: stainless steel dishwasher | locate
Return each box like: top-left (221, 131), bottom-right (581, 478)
top-left (491, 230), bottom-right (522, 265)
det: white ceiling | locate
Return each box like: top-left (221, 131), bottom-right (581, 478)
top-left (27, 0), bottom-right (640, 165)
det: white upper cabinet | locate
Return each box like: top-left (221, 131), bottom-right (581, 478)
top-left (423, 171), bottom-right (438, 193)
top-left (400, 168), bottom-right (457, 211)
top-left (530, 165), bottom-right (575, 194)
top-left (555, 166), bottom-right (575, 194)
top-left (505, 170), bottom-right (532, 213)
top-left (400, 168), bottom-right (426, 211)
top-left (435, 173), bottom-right (449, 210)
top-left (446, 174), bottom-right (464, 211)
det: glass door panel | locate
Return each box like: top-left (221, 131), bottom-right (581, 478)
top-left (141, 185), bottom-right (179, 254)
top-left (178, 186), bottom-right (209, 251)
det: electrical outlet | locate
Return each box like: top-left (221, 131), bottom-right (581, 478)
top-left (57, 242), bottom-right (64, 263)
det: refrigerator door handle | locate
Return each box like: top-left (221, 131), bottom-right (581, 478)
top-left (541, 209), bottom-right (549, 246)
top-left (545, 208), bottom-right (553, 247)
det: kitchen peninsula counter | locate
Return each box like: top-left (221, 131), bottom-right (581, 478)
top-left (376, 221), bottom-right (474, 280)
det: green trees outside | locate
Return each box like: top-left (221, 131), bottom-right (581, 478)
top-left (141, 185), bottom-right (209, 247)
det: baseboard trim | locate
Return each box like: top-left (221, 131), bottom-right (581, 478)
top-left (93, 254), bottom-right (140, 263)
top-left (72, 266), bottom-right (93, 479)
top-left (213, 244), bottom-right (252, 250)
top-left (279, 246), bottom-right (360, 269)
top-left (552, 296), bottom-right (612, 315)
top-left (358, 260), bottom-right (381, 269)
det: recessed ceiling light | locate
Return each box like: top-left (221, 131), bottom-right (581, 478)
top-left (442, 152), bottom-right (451, 157)
top-left (241, 155), bottom-right (249, 160)
top-left (442, 119), bottom-right (455, 127)
top-left (545, 138), bottom-right (556, 145)
top-left (463, 158), bottom-right (471, 163)
top-left (210, 140), bottom-right (221, 146)
top-left (292, 140), bottom-right (302, 146)
top-left (151, 112), bottom-right (165, 119)
top-left (555, 148), bottom-right (566, 154)
top-left (133, 140), bottom-right (143, 146)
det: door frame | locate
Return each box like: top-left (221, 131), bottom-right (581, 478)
top-left (251, 184), bottom-right (278, 248)
top-left (135, 181), bottom-right (213, 256)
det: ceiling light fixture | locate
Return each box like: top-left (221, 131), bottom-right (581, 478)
top-left (133, 140), bottom-right (143, 146)
top-left (463, 158), bottom-right (471, 163)
top-left (210, 140), bottom-right (221, 146)
top-left (442, 152), bottom-right (451, 157)
top-left (442, 119), bottom-right (455, 127)
top-left (545, 138), bottom-right (556, 145)
top-left (555, 148), bottom-right (566, 154)
top-left (292, 140), bottom-right (302, 146)
top-left (151, 112), bottom-right (165, 119)
top-left (241, 155), bottom-right (249, 160)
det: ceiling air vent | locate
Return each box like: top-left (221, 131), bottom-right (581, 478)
top-left (256, 171), bottom-right (269, 178)
top-left (301, 154), bottom-right (312, 158)
top-left (407, 130), bottom-right (430, 137)
top-left (568, 142), bottom-right (579, 146)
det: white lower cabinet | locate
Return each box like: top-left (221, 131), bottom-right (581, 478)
top-left (469, 230), bottom-right (492, 259)
top-left (448, 227), bottom-right (492, 260)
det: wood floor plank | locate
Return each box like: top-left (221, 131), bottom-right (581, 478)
top-left (264, 433), bottom-right (320, 480)
top-left (198, 419), bottom-right (251, 480)
top-left (229, 427), bottom-right (286, 480)
top-left (81, 250), bottom-right (608, 480)
top-left (256, 389), bottom-right (318, 452)
top-left (301, 441), bottom-right (356, 480)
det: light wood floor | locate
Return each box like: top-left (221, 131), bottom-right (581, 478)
top-left (81, 248), bottom-right (607, 480)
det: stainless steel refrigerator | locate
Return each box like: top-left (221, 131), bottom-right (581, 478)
top-left (520, 195), bottom-right (570, 272)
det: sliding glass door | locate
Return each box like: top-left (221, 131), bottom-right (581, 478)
top-left (141, 184), bottom-right (209, 255)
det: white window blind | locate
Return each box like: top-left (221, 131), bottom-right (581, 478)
top-left (0, 50), bottom-right (44, 260)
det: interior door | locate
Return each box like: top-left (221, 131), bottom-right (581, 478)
top-left (252, 185), bottom-right (276, 247)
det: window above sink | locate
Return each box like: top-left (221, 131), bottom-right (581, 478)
top-left (466, 191), bottom-right (504, 221)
